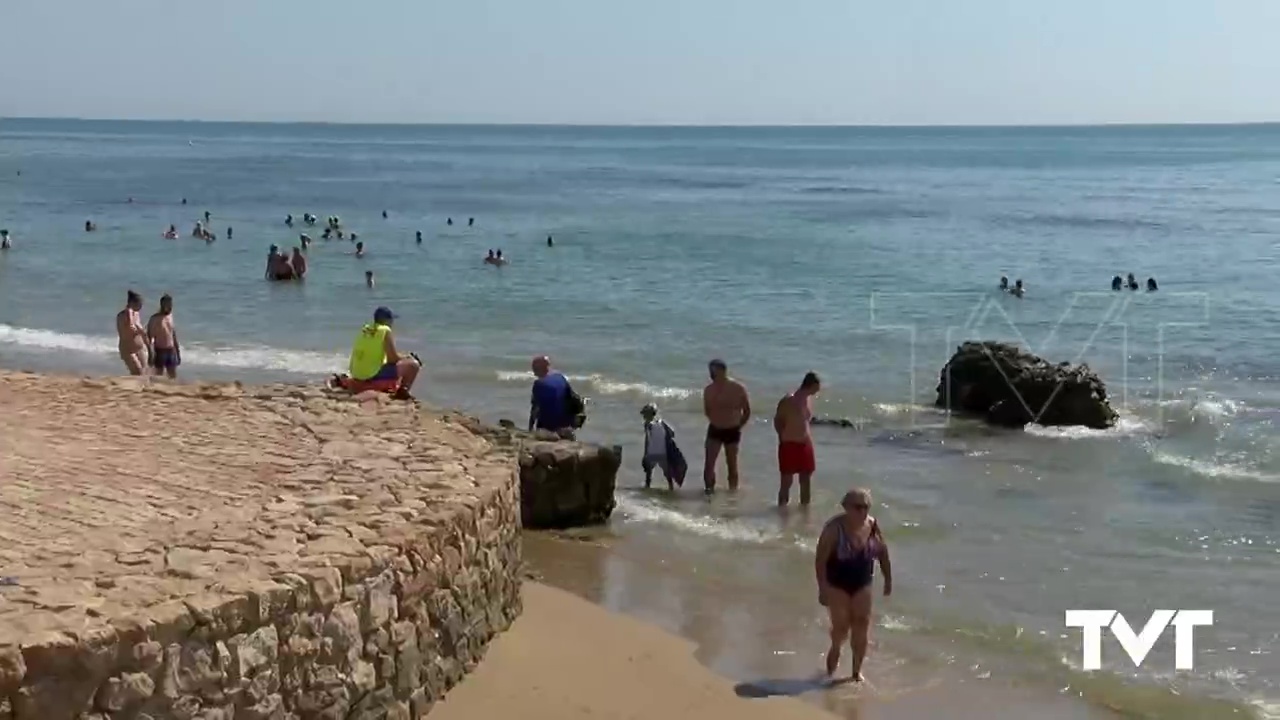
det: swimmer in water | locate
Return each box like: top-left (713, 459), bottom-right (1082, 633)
top-left (999, 276), bottom-right (1009, 292)
top-left (1147, 277), bottom-right (1158, 292)
top-left (365, 270), bottom-right (375, 288)
top-left (300, 233), bottom-right (311, 250)
top-left (1126, 273), bottom-right (1139, 291)
top-left (447, 217), bottom-right (453, 226)
top-left (204, 211), bottom-right (211, 223)
top-left (85, 220), bottom-right (96, 232)
top-left (468, 217), bottom-right (474, 227)
top-left (1, 230), bottom-right (11, 250)
top-left (547, 235), bottom-right (554, 247)
top-left (1111, 275), bottom-right (1123, 291)
top-left (226, 226), bottom-right (233, 240)
top-left (182, 198), bottom-right (187, 205)
top-left (286, 214), bottom-right (294, 227)
top-left (355, 241), bottom-right (365, 258)
top-left (485, 249), bottom-right (496, 264)
top-left (415, 231), bottom-right (422, 245)
top-left (382, 210), bottom-right (388, 219)
top-left (1011, 279), bottom-right (1025, 298)
top-left (291, 247), bottom-right (307, 279)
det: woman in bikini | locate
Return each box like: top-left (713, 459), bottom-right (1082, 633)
top-left (814, 488), bottom-right (892, 681)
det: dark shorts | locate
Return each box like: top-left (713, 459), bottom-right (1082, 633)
top-left (366, 361), bottom-right (399, 382)
top-left (152, 347), bottom-right (180, 370)
top-left (706, 424), bottom-right (742, 445)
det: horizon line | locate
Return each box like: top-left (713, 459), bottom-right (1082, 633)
top-left (4, 115), bottom-right (1280, 131)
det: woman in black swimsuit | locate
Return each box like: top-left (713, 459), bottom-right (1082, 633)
top-left (814, 488), bottom-right (892, 680)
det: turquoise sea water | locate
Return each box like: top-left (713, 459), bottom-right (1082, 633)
top-left (3, 119), bottom-right (1280, 718)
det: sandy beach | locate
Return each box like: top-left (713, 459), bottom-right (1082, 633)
top-left (433, 582), bottom-right (841, 720)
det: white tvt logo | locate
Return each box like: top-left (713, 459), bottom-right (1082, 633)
top-left (1065, 610), bottom-right (1214, 670)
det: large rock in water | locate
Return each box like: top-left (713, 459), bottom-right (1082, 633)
top-left (935, 341), bottom-right (1118, 429)
top-left (519, 440), bottom-right (622, 529)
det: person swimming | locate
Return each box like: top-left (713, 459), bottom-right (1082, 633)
top-left (204, 211), bottom-right (211, 223)
top-left (1147, 277), bottom-right (1158, 291)
top-left (382, 210), bottom-right (388, 219)
top-left (286, 214), bottom-right (294, 227)
top-left (1010, 279), bottom-right (1025, 298)
top-left (355, 241), bottom-right (365, 258)
top-left (415, 231), bottom-right (422, 245)
top-left (365, 270), bottom-right (375, 288)
top-left (447, 218), bottom-right (453, 226)
top-left (0, 230), bottom-right (11, 250)
top-left (999, 276), bottom-right (1009, 292)
top-left (1112, 275), bottom-right (1123, 291)
top-left (322, 227), bottom-right (332, 240)
top-left (226, 226), bottom-right (233, 240)
top-left (1126, 273), bottom-right (1139, 290)
top-left (300, 233), bottom-right (311, 250)
top-left (547, 235), bottom-right (554, 247)
top-left (85, 220), bottom-right (96, 232)
top-left (163, 225), bottom-right (178, 240)
top-left (468, 217), bottom-right (474, 227)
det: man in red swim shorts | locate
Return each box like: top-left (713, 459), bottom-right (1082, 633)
top-left (774, 371), bottom-right (821, 506)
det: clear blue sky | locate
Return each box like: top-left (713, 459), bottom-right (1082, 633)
top-left (2, 0), bottom-right (1278, 125)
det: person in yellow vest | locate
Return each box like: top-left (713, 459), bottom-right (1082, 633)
top-left (348, 306), bottom-right (421, 399)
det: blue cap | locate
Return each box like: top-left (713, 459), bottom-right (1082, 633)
top-left (374, 306), bottom-right (396, 322)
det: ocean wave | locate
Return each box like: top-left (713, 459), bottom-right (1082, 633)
top-left (615, 495), bottom-right (784, 545)
top-left (1149, 451), bottom-right (1279, 483)
top-left (495, 369), bottom-right (695, 399)
top-left (0, 323), bottom-right (344, 375)
top-left (1023, 414), bottom-right (1151, 439)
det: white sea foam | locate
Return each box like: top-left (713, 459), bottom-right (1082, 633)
top-left (495, 369), bottom-right (695, 399)
top-left (1023, 414), bottom-right (1151, 439)
top-left (1149, 451), bottom-right (1278, 483)
top-left (0, 323), bottom-right (344, 375)
top-left (615, 495), bottom-right (785, 545)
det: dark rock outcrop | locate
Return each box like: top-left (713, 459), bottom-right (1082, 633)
top-left (519, 441), bottom-right (621, 529)
top-left (935, 341), bottom-right (1118, 429)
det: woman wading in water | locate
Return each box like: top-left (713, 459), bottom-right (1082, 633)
top-left (815, 488), bottom-right (892, 680)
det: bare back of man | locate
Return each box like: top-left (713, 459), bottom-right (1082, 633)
top-left (116, 306), bottom-right (146, 376)
top-left (702, 360), bottom-right (751, 493)
top-left (775, 372), bottom-right (821, 506)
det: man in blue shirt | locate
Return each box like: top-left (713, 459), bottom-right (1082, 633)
top-left (529, 355), bottom-right (575, 438)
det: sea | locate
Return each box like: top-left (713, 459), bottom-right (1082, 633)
top-left (3, 118), bottom-right (1280, 719)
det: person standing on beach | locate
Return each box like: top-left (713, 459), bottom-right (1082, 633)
top-left (115, 290), bottom-right (148, 375)
top-left (529, 356), bottom-right (579, 439)
top-left (815, 488), bottom-right (892, 682)
top-left (702, 359), bottom-right (751, 493)
top-left (774, 372), bottom-right (820, 506)
top-left (147, 294), bottom-right (181, 379)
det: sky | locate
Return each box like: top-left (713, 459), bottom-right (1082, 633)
top-left (1, 0), bottom-right (1278, 126)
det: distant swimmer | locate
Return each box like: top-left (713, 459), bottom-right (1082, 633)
top-left (1010, 279), bottom-right (1025, 298)
top-left (547, 235), bottom-right (554, 247)
top-left (365, 270), bottom-right (375, 288)
top-left (291, 247), bottom-right (308, 279)
top-left (286, 214), bottom-right (294, 228)
top-left (266, 245), bottom-right (295, 281)
top-left (181, 198), bottom-right (187, 205)
top-left (1111, 275), bottom-right (1123, 291)
top-left (348, 232), bottom-right (356, 242)
top-left (338, 230), bottom-right (346, 240)
top-left (1126, 273), bottom-right (1139, 291)
top-left (484, 249), bottom-right (507, 266)
top-left (304, 213), bottom-right (316, 226)
top-left (415, 231), bottom-right (422, 245)
top-left (146, 294), bottom-right (181, 379)
top-left (382, 210), bottom-right (388, 219)
top-left (128, 197), bottom-right (134, 204)
top-left (204, 211), bottom-right (211, 223)
top-left (226, 226), bottom-right (233, 240)
top-left (355, 241), bottom-right (365, 258)
top-left (300, 233), bottom-right (311, 250)
top-left (468, 217), bottom-right (474, 227)
top-left (485, 249), bottom-right (496, 264)
top-left (1147, 277), bottom-right (1158, 292)
top-left (322, 227), bottom-right (332, 240)
top-left (447, 218), bottom-right (453, 226)
top-left (115, 290), bottom-right (148, 376)
top-left (999, 276), bottom-right (1009, 292)
top-left (85, 220), bottom-right (96, 232)
top-left (1, 230), bottom-right (11, 250)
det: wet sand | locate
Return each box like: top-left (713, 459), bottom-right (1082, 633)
top-left (522, 532), bottom-right (1121, 720)
top-left (433, 582), bottom-right (841, 720)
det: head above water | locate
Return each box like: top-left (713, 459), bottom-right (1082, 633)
top-left (531, 355), bottom-right (551, 378)
top-left (373, 306), bottom-right (396, 325)
top-left (126, 289), bottom-right (142, 309)
top-left (708, 358), bottom-right (728, 381)
top-left (840, 488), bottom-right (872, 515)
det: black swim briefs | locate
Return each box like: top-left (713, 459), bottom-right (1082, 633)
top-left (706, 424), bottom-right (742, 445)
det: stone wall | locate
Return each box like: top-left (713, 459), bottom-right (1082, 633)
top-left (0, 374), bottom-right (523, 719)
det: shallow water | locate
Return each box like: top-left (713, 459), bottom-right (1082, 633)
top-left (3, 119), bottom-right (1280, 718)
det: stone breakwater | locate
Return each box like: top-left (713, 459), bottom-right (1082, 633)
top-left (0, 372), bottom-right (522, 720)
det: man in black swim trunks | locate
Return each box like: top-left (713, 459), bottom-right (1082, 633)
top-left (702, 358), bottom-right (751, 493)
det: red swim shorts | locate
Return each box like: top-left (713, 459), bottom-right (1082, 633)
top-left (777, 441), bottom-right (816, 476)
